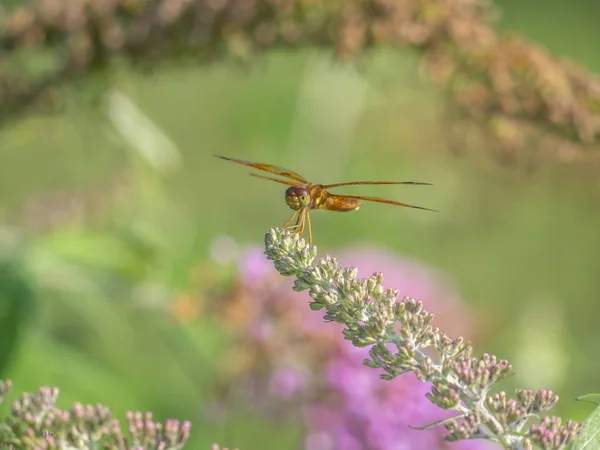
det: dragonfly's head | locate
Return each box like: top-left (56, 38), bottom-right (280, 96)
top-left (285, 186), bottom-right (311, 210)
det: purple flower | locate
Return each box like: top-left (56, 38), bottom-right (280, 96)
top-left (248, 320), bottom-right (274, 344)
top-left (269, 365), bottom-right (308, 398)
top-left (238, 247), bottom-right (278, 286)
top-left (305, 431), bottom-right (335, 450)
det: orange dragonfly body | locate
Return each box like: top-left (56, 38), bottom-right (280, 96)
top-left (217, 155), bottom-right (436, 244)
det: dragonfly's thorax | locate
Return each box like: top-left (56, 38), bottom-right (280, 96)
top-left (285, 184), bottom-right (326, 211)
top-left (308, 184), bottom-right (327, 210)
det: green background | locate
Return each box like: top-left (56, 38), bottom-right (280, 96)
top-left (1, 0), bottom-right (600, 448)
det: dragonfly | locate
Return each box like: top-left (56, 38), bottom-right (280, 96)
top-left (216, 155), bottom-right (437, 245)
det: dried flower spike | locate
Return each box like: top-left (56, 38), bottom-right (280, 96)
top-left (264, 227), bottom-right (583, 450)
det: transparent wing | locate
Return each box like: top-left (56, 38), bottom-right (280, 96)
top-left (333, 194), bottom-right (438, 212)
top-left (249, 173), bottom-right (299, 187)
top-left (216, 155), bottom-right (307, 183)
top-left (322, 181), bottom-right (431, 189)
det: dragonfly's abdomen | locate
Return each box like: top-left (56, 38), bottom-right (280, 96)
top-left (324, 194), bottom-right (361, 212)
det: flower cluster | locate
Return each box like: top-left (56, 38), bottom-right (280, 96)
top-left (213, 237), bottom-right (490, 449)
top-left (1, 0), bottom-right (600, 168)
top-left (260, 227), bottom-right (583, 450)
top-left (0, 379), bottom-right (192, 450)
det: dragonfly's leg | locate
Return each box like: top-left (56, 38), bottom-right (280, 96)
top-left (291, 208), bottom-right (305, 235)
top-left (306, 211), bottom-right (312, 245)
top-left (287, 209), bottom-right (305, 231)
top-left (298, 209), bottom-right (306, 235)
top-left (282, 210), bottom-right (299, 229)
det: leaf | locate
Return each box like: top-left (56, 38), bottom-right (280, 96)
top-left (577, 394), bottom-right (600, 406)
top-left (0, 255), bottom-right (37, 376)
top-left (571, 394), bottom-right (600, 449)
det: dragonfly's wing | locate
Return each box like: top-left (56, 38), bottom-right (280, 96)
top-left (250, 173), bottom-right (299, 187)
top-left (323, 181), bottom-right (432, 188)
top-left (216, 155), bottom-right (307, 183)
top-left (336, 194), bottom-right (438, 212)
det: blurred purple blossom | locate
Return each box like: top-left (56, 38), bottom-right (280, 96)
top-left (269, 365), bottom-right (308, 398)
top-left (238, 246), bottom-right (341, 335)
top-left (239, 247), bottom-right (278, 286)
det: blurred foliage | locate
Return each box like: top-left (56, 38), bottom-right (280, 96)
top-left (0, 0), bottom-right (600, 449)
top-left (0, 240), bottom-right (36, 376)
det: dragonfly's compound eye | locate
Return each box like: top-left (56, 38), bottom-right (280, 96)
top-left (285, 186), bottom-right (310, 210)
